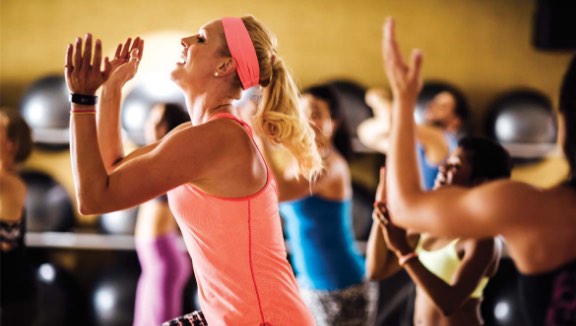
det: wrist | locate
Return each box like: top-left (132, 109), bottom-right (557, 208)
top-left (101, 84), bottom-right (122, 97)
top-left (397, 252), bottom-right (418, 267)
top-left (70, 93), bottom-right (97, 106)
top-left (394, 247), bottom-right (414, 257)
top-left (103, 77), bottom-right (126, 90)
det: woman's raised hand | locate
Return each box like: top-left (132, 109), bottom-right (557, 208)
top-left (382, 18), bottom-right (423, 106)
top-left (65, 34), bottom-right (112, 95)
top-left (106, 37), bottom-right (144, 87)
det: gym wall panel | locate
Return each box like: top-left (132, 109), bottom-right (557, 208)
top-left (1, 0), bottom-right (572, 118)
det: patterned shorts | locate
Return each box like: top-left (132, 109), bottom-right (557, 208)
top-left (162, 310), bottom-right (207, 326)
top-left (299, 282), bottom-right (369, 326)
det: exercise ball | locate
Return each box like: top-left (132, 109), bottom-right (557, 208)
top-left (21, 171), bottom-right (75, 232)
top-left (99, 207), bottom-right (138, 235)
top-left (481, 259), bottom-right (529, 325)
top-left (35, 262), bottom-right (86, 326)
top-left (485, 88), bottom-right (557, 161)
top-left (122, 74), bottom-right (186, 146)
top-left (91, 255), bottom-right (140, 326)
top-left (20, 75), bottom-right (70, 149)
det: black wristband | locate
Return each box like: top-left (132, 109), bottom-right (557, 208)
top-left (70, 93), bottom-right (97, 105)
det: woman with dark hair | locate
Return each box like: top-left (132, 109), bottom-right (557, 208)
top-left (260, 84), bottom-right (368, 325)
top-left (0, 107), bottom-right (35, 325)
top-left (367, 136), bottom-right (511, 326)
top-left (382, 18), bottom-right (576, 325)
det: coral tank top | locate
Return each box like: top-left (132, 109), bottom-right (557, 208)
top-left (167, 113), bottom-right (315, 326)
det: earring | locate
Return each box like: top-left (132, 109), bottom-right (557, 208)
top-left (214, 72), bottom-right (219, 77)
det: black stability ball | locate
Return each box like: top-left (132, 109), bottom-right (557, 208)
top-left (481, 258), bottom-right (529, 325)
top-left (91, 255), bottom-right (140, 326)
top-left (21, 171), bottom-right (75, 232)
top-left (35, 262), bottom-right (87, 326)
top-left (20, 75), bottom-right (70, 148)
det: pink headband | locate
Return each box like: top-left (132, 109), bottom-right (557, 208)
top-left (221, 17), bottom-right (260, 90)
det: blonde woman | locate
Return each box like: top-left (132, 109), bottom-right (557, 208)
top-left (65, 16), bottom-right (321, 325)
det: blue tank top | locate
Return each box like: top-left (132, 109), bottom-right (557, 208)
top-left (417, 132), bottom-right (458, 190)
top-left (279, 196), bottom-right (365, 291)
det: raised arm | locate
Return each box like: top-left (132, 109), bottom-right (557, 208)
top-left (366, 167), bottom-right (400, 279)
top-left (65, 35), bottom-right (241, 215)
top-left (97, 37), bottom-right (143, 172)
top-left (381, 19), bottom-right (528, 238)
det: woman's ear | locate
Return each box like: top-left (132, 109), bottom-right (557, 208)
top-left (215, 57), bottom-right (236, 77)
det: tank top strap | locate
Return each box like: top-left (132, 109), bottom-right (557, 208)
top-left (207, 112), bottom-right (277, 191)
top-left (208, 112), bottom-right (253, 137)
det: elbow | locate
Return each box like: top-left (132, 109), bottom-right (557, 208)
top-left (77, 198), bottom-right (101, 216)
top-left (76, 191), bottom-right (106, 215)
top-left (386, 192), bottom-right (423, 229)
top-left (387, 200), bottom-right (411, 226)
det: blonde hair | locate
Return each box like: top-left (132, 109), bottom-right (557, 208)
top-left (234, 16), bottom-right (322, 181)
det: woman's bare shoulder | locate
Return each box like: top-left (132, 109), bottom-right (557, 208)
top-left (470, 179), bottom-right (576, 227)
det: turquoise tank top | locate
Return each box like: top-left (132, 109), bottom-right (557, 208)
top-left (279, 195), bottom-right (365, 291)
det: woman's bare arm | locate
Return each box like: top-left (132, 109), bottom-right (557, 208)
top-left (66, 35), bottom-right (249, 214)
top-left (381, 19), bottom-right (539, 239)
top-left (365, 219), bottom-right (404, 280)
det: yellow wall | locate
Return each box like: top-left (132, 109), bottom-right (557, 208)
top-left (1, 0), bottom-right (573, 226)
top-left (1, 0), bottom-right (573, 118)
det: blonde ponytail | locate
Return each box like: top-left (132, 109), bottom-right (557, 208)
top-left (240, 16), bottom-right (323, 180)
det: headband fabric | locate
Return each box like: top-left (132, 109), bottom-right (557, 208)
top-left (221, 17), bottom-right (260, 90)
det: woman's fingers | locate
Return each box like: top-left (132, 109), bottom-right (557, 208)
top-left (373, 204), bottom-right (390, 225)
top-left (383, 19), bottom-right (404, 71)
top-left (120, 37), bottom-right (132, 59)
top-left (74, 37), bottom-right (83, 70)
top-left (65, 44), bottom-right (73, 75)
top-left (82, 34), bottom-right (93, 69)
top-left (130, 37), bottom-right (140, 53)
top-left (408, 48), bottom-right (423, 85)
top-left (114, 43), bottom-right (122, 59)
top-left (138, 39), bottom-right (144, 61)
top-left (129, 48), bottom-right (140, 62)
top-left (93, 39), bottom-right (103, 71)
top-left (102, 56), bottom-right (112, 81)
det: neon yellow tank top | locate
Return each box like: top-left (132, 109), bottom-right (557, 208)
top-left (416, 238), bottom-right (489, 299)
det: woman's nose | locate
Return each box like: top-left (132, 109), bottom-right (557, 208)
top-left (181, 36), bottom-right (193, 47)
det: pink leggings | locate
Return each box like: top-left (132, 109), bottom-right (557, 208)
top-left (133, 232), bottom-right (192, 326)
